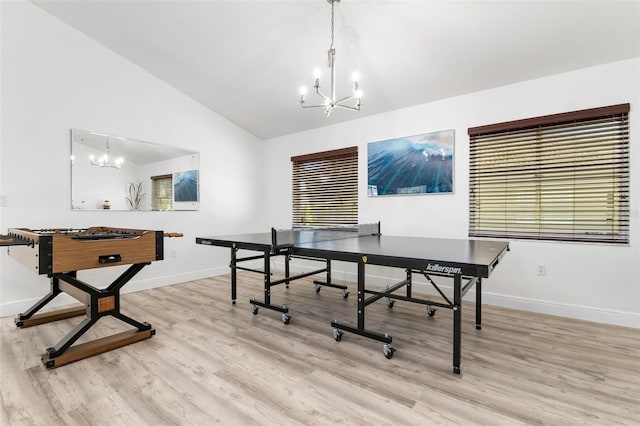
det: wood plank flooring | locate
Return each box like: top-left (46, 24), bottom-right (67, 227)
top-left (1, 272), bottom-right (639, 425)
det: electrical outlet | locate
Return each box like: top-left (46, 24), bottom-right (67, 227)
top-left (536, 264), bottom-right (546, 276)
top-left (170, 249), bottom-right (177, 258)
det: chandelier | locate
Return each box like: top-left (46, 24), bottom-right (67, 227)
top-left (89, 138), bottom-right (124, 169)
top-left (299, 0), bottom-right (361, 117)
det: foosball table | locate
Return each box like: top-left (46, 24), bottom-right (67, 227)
top-left (1, 227), bottom-right (180, 368)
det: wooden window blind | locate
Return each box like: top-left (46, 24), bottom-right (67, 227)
top-left (468, 103), bottom-right (630, 244)
top-left (291, 147), bottom-right (358, 228)
top-left (151, 174), bottom-right (173, 211)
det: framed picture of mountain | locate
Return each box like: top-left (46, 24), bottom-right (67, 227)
top-left (367, 130), bottom-right (454, 196)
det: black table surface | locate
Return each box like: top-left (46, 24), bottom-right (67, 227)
top-left (296, 234), bottom-right (507, 266)
top-left (197, 232), bottom-right (509, 275)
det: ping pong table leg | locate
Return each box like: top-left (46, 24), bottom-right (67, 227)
top-left (453, 275), bottom-right (462, 374)
top-left (330, 259), bottom-right (394, 358)
top-left (230, 247), bottom-right (237, 304)
top-left (357, 261), bottom-right (365, 330)
top-left (312, 260), bottom-right (349, 298)
top-left (476, 278), bottom-right (482, 330)
top-left (264, 249), bottom-right (271, 306)
top-left (249, 249), bottom-right (291, 324)
top-left (285, 254), bottom-right (290, 288)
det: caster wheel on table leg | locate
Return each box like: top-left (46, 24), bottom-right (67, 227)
top-left (315, 284), bottom-right (321, 294)
top-left (427, 306), bottom-right (436, 317)
top-left (386, 298), bottom-right (395, 309)
top-left (282, 314), bottom-right (291, 324)
top-left (383, 343), bottom-right (395, 359)
top-left (332, 328), bottom-right (343, 342)
top-left (342, 289), bottom-right (349, 299)
top-left (251, 305), bottom-right (259, 315)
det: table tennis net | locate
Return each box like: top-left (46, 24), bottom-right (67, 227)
top-left (272, 222), bottom-right (380, 248)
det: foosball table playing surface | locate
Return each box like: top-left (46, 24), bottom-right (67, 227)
top-left (2, 227), bottom-right (179, 368)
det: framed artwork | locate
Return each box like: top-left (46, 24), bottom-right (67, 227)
top-left (173, 169), bottom-right (199, 202)
top-left (367, 130), bottom-right (454, 196)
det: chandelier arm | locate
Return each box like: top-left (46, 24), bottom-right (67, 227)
top-left (334, 104), bottom-right (361, 112)
top-left (314, 88), bottom-right (331, 103)
top-left (301, 104), bottom-right (330, 109)
top-left (325, 106), bottom-right (334, 118)
top-left (334, 94), bottom-right (358, 104)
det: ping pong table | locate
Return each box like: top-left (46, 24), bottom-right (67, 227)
top-left (196, 223), bottom-right (509, 374)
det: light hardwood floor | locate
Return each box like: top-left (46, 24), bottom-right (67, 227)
top-left (1, 273), bottom-right (639, 425)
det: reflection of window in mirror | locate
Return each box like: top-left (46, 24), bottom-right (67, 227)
top-left (152, 174), bottom-right (172, 211)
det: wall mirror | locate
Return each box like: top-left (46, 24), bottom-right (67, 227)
top-left (71, 129), bottom-right (200, 211)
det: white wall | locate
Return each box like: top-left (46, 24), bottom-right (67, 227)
top-left (262, 58), bottom-right (640, 328)
top-left (0, 1), bottom-right (266, 315)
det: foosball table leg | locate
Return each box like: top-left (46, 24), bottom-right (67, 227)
top-left (41, 327), bottom-right (155, 369)
top-left (15, 276), bottom-right (86, 328)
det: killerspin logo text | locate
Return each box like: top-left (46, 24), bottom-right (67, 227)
top-left (425, 263), bottom-right (462, 275)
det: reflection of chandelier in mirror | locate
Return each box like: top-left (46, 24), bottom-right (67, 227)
top-left (299, 0), bottom-right (361, 117)
top-left (89, 139), bottom-right (124, 169)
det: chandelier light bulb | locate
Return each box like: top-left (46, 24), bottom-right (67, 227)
top-left (353, 89), bottom-right (363, 98)
top-left (299, 86), bottom-right (308, 96)
top-left (351, 71), bottom-right (360, 82)
top-left (313, 68), bottom-right (322, 79)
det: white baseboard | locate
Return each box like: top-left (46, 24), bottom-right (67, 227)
top-left (0, 267), bottom-right (227, 318)
top-left (271, 261), bottom-right (640, 329)
top-left (123, 267), bottom-right (228, 293)
top-left (478, 292), bottom-right (640, 329)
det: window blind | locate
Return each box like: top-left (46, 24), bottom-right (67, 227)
top-left (468, 103), bottom-right (630, 244)
top-left (151, 174), bottom-right (173, 211)
top-left (291, 147), bottom-right (358, 228)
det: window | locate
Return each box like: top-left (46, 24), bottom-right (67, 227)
top-left (291, 147), bottom-right (358, 228)
top-left (468, 103), bottom-right (629, 244)
top-left (151, 174), bottom-right (173, 211)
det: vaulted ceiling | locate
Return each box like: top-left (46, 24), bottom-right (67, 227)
top-left (33, 0), bottom-right (640, 140)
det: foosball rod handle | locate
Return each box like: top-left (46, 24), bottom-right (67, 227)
top-left (164, 232), bottom-right (184, 238)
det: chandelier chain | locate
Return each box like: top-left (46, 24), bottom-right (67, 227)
top-left (330, 0), bottom-right (335, 50)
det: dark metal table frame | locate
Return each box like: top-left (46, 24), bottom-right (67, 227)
top-left (200, 232), bottom-right (349, 325)
top-left (197, 224), bottom-right (508, 374)
top-left (297, 251), bottom-right (483, 374)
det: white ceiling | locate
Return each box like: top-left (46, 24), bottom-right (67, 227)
top-left (32, 0), bottom-right (640, 140)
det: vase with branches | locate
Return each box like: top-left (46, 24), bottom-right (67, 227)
top-left (126, 181), bottom-right (145, 210)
